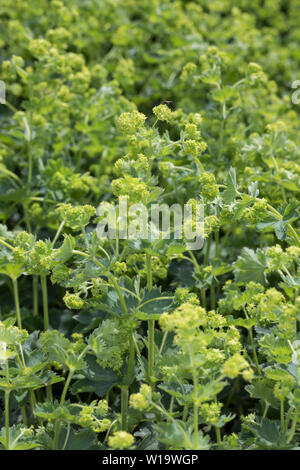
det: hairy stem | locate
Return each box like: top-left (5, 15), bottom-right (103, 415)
top-left (5, 391), bottom-right (10, 450)
top-left (282, 407), bottom-right (293, 444)
top-left (215, 426), bottom-right (222, 450)
top-left (5, 359), bottom-right (10, 450)
top-left (287, 410), bottom-right (299, 444)
top-left (12, 278), bottom-right (22, 329)
top-left (280, 399), bottom-right (284, 432)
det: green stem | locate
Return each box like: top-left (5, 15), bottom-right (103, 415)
top-left (193, 402), bottom-right (198, 450)
top-left (128, 331), bottom-right (135, 378)
top-left (4, 358), bottom-right (10, 450)
top-left (218, 110), bottom-right (225, 161)
top-left (148, 319), bottom-right (155, 384)
top-left (121, 330), bottom-right (135, 431)
top-left (210, 230), bottom-right (220, 310)
top-left (248, 327), bottom-right (262, 377)
top-left (115, 231), bottom-right (119, 258)
top-left (288, 224), bottom-right (300, 247)
top-left (27, 139), bottom-right (32, 186)
top-left (169, 396), bottom-right (175, 413)
top-left (51, 221), bottom-right (65, 248)
top-left (159, 331), bottom-right (168, 355)
top-left (0, 239), bottom-right (14, 250)
top-left (53, 369), bottom-right (75, 450)
top-left (146, 254), bottom-right (155, 386)
top-left (12, 278), bottom-right (22, 329)
top-left (263, 403), bottom-right (269, 418)
top-left (108, 272), bottom-right (135, 431)
top-left (280, 399), bottom-right (284, 432)
top-left (5, 100), bottom-right (18, 113)
top-left (62, 423), bottom-right (71, 451)
top-left (192, 154), bottom-right (204, 172)
top-left (215, 426), bottom-right (222, 450)
top-left (146, 254), bottom-right (152, 290)
top-left (201, 287), bottom-right (206, 309)
top-left (40, 275), bottom-right (49, 330)
top-left (151, 401), bottom-right (192, 448)
top-left (188, 345), bottom-right (198, 450)
top-left (108, 273), bottom-right (127, 314)
top-left (287, 410), bottom-right (299, 444)
top-left (187, 251), bottom-right (207, 308)
top-left (243, 307), bottom-right (262, 376)
top-left (29, 390), bottom-right (42, 425)
top-left (188, 250), bottom-right (200, 272)
top-left (41, 275), bottom-right (52, 400)
top-left (29, 391), bottom-right (35, 420)
top-left (183, 405), bottom-right (189, 422)
top-left (215, 229), bottom-right (219, 258)
top-left (33, 275), bottom-right (39, 317)
top-left (46, 382), bottom-right (53, 403)
top-left (282, 407), bottom-right (293, 444)
top-left (121, 385), bottom-right (128, 431)
top-left (5, 391), bottom-right (10, 450)
top-left (22, 205), bottom-right (32, 233)
top-left (60, 371), bottom-right (74, 406)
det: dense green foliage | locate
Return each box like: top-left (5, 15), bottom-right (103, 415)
top-left (1, 0), bottom-right (300, 450)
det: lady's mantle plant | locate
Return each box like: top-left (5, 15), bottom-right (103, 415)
top-left (1, 0), bottom-right (300, 451)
